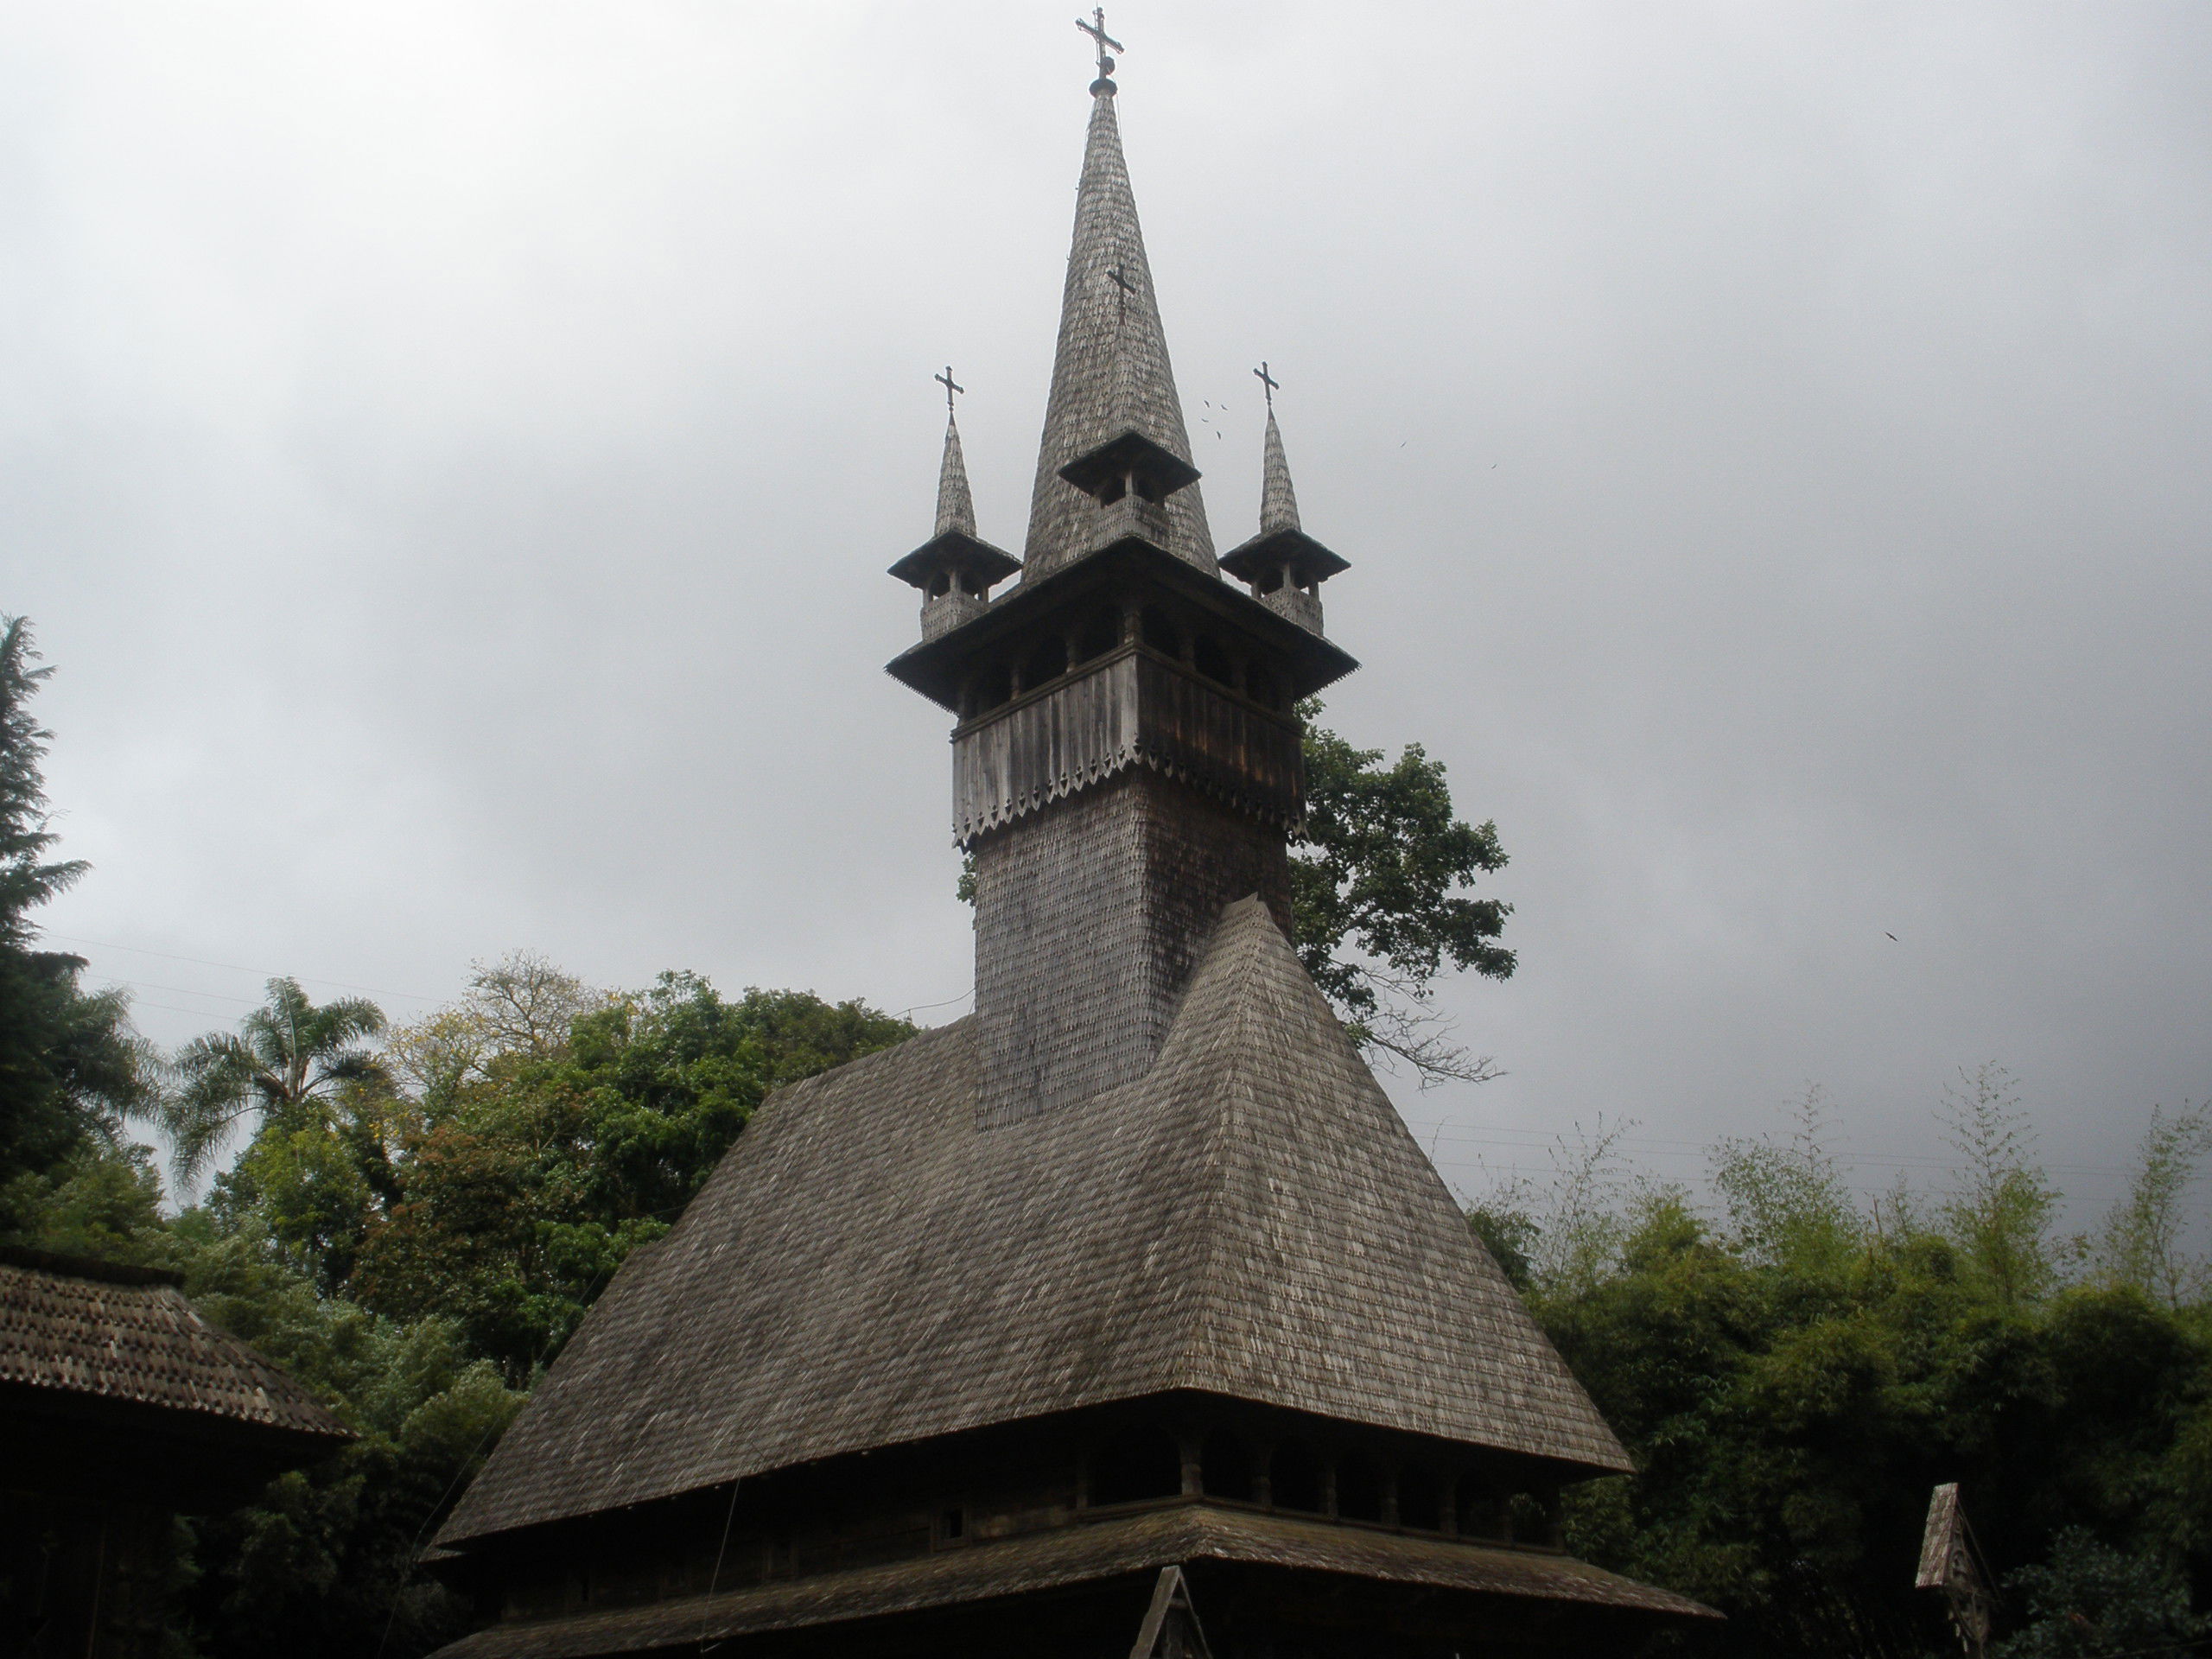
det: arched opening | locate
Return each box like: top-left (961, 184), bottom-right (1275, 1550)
top-left (1268, 1441), bottom-right (1325, 1515)
top-left (927, 569), bottom-right (951, 598)
top-left (1141, 606), bottom-right (1180, 658)
top-left (1074, 607), bottom-right (1121, 664)
top-left (1191, 632), bottom-right (1235, 688)
top-left (1336, 1453), bottom-right (1387, 1523)
top-left (1398, 1471), bottom-right (1442, 1532)
top-left (1258, 563), bottom-right (1284, 595)
top-left (1021, 633), bottom-right (1068, 690)
top-left (1199, 1430), bottom-right (1255, 1503)
top-left (1090, 1428), bottom-right (1181, 1507)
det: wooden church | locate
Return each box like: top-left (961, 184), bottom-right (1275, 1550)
top-left (426, 29), bottom-right (1716, 1659)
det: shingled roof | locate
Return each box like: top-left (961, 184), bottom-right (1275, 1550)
top-left (440, 898), bottom-right (1628, 1548)
top-left (434, 1505), bottom-right (1713, 1659)
top-left (1021, 80), bottom-right (1214, 579)
top-left (0, 1245), bottom-right (348, 1442)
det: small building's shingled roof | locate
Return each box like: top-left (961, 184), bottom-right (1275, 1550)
top-left (432, 1505), bottom-right (1715, 1659)
top-left (440, 899), bottom-right (1628, 1549)
top-left (0, 1245), bottom-right (349, 1441)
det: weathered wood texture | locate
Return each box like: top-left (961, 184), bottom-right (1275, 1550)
top-left (951, 649), bottom-right (1302, 847)
top-left (972, 771), bottom-right (1290, 1124)
top-left (438, 901), bottom-right (1630, 1554)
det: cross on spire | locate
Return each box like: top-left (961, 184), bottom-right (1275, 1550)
top-left (934, 365), bottom-right (964, 416)
top-left (1107, 263), bottom-right (1137, 322)
top-left (1077, 8), bottom-right (1123, 93)
top-left (1253, 361), bottom-right (1279, 411)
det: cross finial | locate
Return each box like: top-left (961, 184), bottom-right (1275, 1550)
top-left (1253, 361), bottom-right (1280, 411)
top-left (934, 365), bottom-right (964, 416)
top-left (1077, 8), bottom-right (1123, 94)
top-left (1107, 263), bottom-right (1137, 322)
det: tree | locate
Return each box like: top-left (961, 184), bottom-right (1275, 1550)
top-left (386, 950), bottom-right (610, 1101)
top-left (354, 971), bottom-right (916, 1372)
top-left (1998, 1529), bottom-right (2212, 1659)
top-left (0, 616), bottom-right (156, 1207)
top-left (2090, 1103), bottom-right (2212, 1309)
top-left (1480, 1074), bottom-right (2212, 1659)
top-left (1291, 704), bottom-right (1515, 1085)
top-left (1938, 1064), bottom-right (2063, 1306)
top-left (164, 978), bottom-right (390, 1185)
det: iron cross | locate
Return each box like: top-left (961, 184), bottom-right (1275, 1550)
top-left (1253, 361), bottom-right (1280, 410)
top-left (1077, 9), bottom-right (1123, 82)
top-left (1107, 263), bottom-right (1137, 321)
top-left (934, 365), bottom-right (964, 415)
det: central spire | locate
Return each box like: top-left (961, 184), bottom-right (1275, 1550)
top-left (1022, 47), bottom-right (1214, 579)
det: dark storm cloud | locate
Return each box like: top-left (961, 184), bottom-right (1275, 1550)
top-left (6, 3), bottom-right (2208, 1220)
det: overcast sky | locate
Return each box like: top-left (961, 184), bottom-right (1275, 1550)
top-left (8, 2), bottom-right (2209, 1224)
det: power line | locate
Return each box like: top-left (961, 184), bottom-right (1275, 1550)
top-left (43, 931), bottom-right (443, 1004)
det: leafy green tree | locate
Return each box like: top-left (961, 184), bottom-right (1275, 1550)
top-left (0, 616), bottom-right (156, 1212)
top-left (2090, 1103), bottom-right (2212, 1308)
top-left (353, 969), bottom-right (915, 1373)
top-left (1939, 1065), bottom-right (2063, 1306)
top-left (1483, 1075), bottom-right (2212, 1659)
top-left (164, 977), bottom-right (390, 1185)
top-left (165, 1217), bottom-right (525, 1659)
top-left (1998, 1529), bottom-right (2211, 1659)
top-left (1291, 704), bottom-right (1514, 1084)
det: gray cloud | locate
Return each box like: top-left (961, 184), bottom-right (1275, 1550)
top-left (8, 2), bottom-right (2209, 1223)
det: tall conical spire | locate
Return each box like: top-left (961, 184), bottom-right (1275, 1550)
top-left (1260, 409), bottom-right (1301, 534)
top-left (1023, 77), bottom-right (1213, 578)
top-left (936, 411), bottom-right (976, 537)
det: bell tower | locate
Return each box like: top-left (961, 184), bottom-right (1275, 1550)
top-left (887, 49), bottom-right (1356, 1125)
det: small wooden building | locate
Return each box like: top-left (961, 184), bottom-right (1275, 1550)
top-left (0, 1243), bottom-right (352, 1657)
top-left (425, 43), bottom-right (1717, 1659)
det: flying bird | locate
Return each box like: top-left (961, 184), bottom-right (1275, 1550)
top-left (1885, 932), bottom-right (1898, 942)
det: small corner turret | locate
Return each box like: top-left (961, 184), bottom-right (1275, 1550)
top-left (888, 373), bottom-right (1020, 642)
top-left (1219, 372), bottom-right (1349, 636)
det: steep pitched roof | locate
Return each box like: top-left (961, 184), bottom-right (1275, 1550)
top-left (1021, 88), bottom-right (1215, 579)
top-left (0, 1246), bottom-right (349, 1443)
top-left (936, 411), bottom-right (976, 538)
top-left (440, 900), bottom-right (1626, 1548)
top-left (1260, 410), bottom-right (1300, 534)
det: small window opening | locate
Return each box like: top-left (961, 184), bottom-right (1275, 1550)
top-left (927, 570), bottom-right (951, 599)
top-left (940, 1505), bottom-right (965, 1541)
top-left (1462, 1488), bottom-right (1508, 1541)
top-left (976, 664), bottom-right (1013, 713)
top-left (1399, 1473), bottom-right (1443, 1532)
top-left (1269, 1441), bottom-right (1325, 1515)
top-left (1192, 632), bottom-right (1235, 688)
top-left (1247, 667), bottom-right (1282, 712)
top-left (1258, 564), bottom-right (1284, 595)
top-left (1336, 1454), bottom-right (1387, 1523)
top-left (1021, 634), bottom-right (1068, 690)
top-left (1090, 1428), bottom-right (1181, 1506)
top-left (1141, 606), bottom-right (1180, 658)
top-left (1074, 607), bottom-right (1121, 664)
top-left (1200, 1431), bottom-right (1255, 1503)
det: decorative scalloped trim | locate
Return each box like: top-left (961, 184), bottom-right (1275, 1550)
top-left (956, 741), bottom-right (1301, 846)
